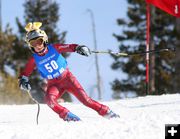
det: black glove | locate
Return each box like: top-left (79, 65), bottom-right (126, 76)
top-left (19, 76), bottom-right (31, 92)
top-left (76, 45), bottom-right (91, 56)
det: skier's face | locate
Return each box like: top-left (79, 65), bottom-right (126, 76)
top-left (30, 38), bottom-right (45, 53)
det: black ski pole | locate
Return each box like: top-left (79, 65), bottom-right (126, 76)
top-left (91, 48), bottom-right (173, 57)
top-left (27, 90), bottom-right (40, 125)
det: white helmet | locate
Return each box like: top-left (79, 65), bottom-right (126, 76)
top-left (25, 22), bottom-right (48, 51)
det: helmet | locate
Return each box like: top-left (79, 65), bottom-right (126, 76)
top-left (25, 22), bottom-right (48, 51)
top-left (26, 29), bottom-right (48, 44)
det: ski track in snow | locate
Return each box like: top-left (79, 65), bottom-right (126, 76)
top-left (0, 94), bottom-right (180, 139)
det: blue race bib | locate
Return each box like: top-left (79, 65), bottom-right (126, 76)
top-left (33, 44), bottom-right (67, 79)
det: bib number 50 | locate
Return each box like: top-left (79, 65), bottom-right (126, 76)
top-left (45, 60), bottom-right (58, 73)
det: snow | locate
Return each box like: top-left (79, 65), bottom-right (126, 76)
top-left (0, 94), bottom-right (180, 139)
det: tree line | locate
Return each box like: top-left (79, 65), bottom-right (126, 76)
top-left (111, 0), bottom-right (179, 99)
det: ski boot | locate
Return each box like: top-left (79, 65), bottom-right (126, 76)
top-left (104, 110), bottom-right (120, 119)
top-left (64, 112), bottom-right (81, 122)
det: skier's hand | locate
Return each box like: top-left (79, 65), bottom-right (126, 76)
top-left (64, 112), bottom-right (81, 121)
top-left (18, 76), bottom-right (31, 92)
top-left (76, 45), bottom-right (91, 56)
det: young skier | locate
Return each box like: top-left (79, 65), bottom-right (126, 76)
top-left (19, 22), bottom-right (119, 121)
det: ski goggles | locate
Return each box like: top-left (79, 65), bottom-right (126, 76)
top-left (29, 37), bottom-right (44, 47)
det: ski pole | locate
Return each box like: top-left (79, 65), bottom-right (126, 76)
top-left (91, 48), bottom-right (173, 57)
top-left (27, 90), bottom-right (40, 125)
top-left (91, 50), bottom-right (128, 56)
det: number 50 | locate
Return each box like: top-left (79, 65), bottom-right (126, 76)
top-left (45, 60), bottom-right (58, 73)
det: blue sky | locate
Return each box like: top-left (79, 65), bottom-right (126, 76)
top-left (2, 0), bottom-right (127, 101)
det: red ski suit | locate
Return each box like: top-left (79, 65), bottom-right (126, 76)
top-left (20, 44), bottom-right (109, 119)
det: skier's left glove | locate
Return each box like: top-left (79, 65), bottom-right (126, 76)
top-left (64, 112), bottom-right (81, 121)
top-left (18, 76), bottom-right (31, 92)
top-left (76, 45), bottom-right (91, 56)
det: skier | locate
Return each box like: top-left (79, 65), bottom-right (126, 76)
top-left (18, 22), bottom-right (119, 121)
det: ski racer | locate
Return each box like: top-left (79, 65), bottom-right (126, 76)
top-left (18, 22), bottom-right (119, 121)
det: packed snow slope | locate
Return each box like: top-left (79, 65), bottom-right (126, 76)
top-left (0, 94), bottom-right (180, 139)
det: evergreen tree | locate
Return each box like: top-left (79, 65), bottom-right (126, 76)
top-left (111, 0), bottom-right (177, 98)
top-left (13, 0), bottom-right (71, 102)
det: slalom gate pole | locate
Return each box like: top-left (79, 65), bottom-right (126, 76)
top-left (91, 48), bottom-right (173, 57)
top-left (27, 90), bottom-right (40, 125)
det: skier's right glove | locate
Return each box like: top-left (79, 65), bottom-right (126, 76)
top-left (64, 112), bottom-right (81, 122)
top-left (18, 76), bottom-right (31, 92)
